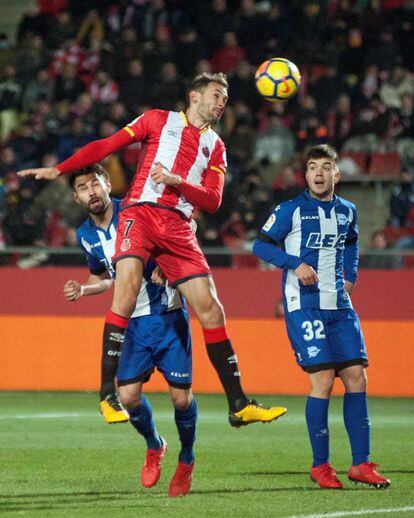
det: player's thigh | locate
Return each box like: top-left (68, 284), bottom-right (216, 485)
top-left (154, 219), bottom-right (211, 287)
top-left (177, 276), bottom-right (224, 324)
top-left (329, 309), bottom-right (368, 368)
top-left (285, 309), bottom-right (333, 371)
top-left (117, 319), bottom-right (156, 386)
top-left (113, 205), bottom-right (153, 266)
top-left (154, 310), bottom-right (193, 388)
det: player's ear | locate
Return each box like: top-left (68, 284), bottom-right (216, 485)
top-left (334, 168), bottom-right (341, 184)
top-left (189, 89), bottom-right (200, 105)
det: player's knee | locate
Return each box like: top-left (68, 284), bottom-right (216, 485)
top-left (311, 374), bottom-right (334, 397)
top-left (171, 389), bottom-right (192, 411)
top-left (199, 298), bottom-right (225, 327)
top-left (118, 387), bottom-right (141, 409)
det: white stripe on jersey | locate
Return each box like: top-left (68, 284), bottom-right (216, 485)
top-left (285, 207), bottom-right (302, 313)
top-left (175, 130), bottom-right (219, 218)
top-left (141, 111), bottom-right (185, 203)
top-left (96, 226), bottom-right (117, 276)
top-left (317, 207), bottom-right (338, 309)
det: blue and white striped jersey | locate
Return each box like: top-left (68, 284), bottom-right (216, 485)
top-left (77, 198), bottom-right (182, 317)
top-left (253, 191), bottom-right (359, 313)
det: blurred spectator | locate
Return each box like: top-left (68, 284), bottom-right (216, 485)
top-left (16, 34), bottom-right (48, 83)
top-left (361, 230), bottom-right (396, 269)
top-left (379, 65), bottom-right (414, 109)
top-left (389, 170), bottom-right (414, 227)
top-left (46, 11), bottom-right (76, 49)
top-left (10, 124), bottom-right (41, 169)
top-left (0, 64), bottom-right (22, 143)
top-left (272, 163), bottom-right (305, 206)
top-left (57, 117), bottom-right (95, 161)
top-left (54, 63), bottom-right (85, 102)
top-left (235, 0), bottom-right (265, 62)
top-left (198, 227), bottom-right (232, 267)
top-left (210, 31), bottom-right (246, 74)
top-left (254, 113), bottom-right (295, 166)
top-left (76, 9), bottom-right (104, 47)
top-left (202, 0), bottom-right (234, 54)
top-left (89, 70), bottom-right (119, 104)
top-left (175, 27), bottom-right (203, 79)
top-left (22, 68), bottom-right (54, 112)
top-left (327, 94), bottom-right (353, 149)
top-left (148, 62), bottom-right (183, 110)
top-left (119, 59), bottom-right (148, 115)
top-left (228, 60), bottom-right (260, 110)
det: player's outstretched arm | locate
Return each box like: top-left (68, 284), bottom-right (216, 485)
top-left (17, 167), bottom-right (60, 180)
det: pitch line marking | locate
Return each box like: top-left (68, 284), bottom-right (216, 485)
top-left (288, 506), bottom-right (414, 518)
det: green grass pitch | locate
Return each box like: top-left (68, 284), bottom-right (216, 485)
top-left (1, 392), bottom-right (413, 517)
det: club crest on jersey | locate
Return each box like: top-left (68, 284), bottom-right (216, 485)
top-left (121, 238), bottom-right (131, 252)
top-left (202, 146), bottom-right (210, 158)
top-left (336, 213), bottom-right (349, 225)
top-left (263, 213), bottom-right (276, 231)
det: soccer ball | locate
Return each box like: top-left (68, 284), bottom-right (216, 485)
top-left (255, 58), bottom-right (301, 102)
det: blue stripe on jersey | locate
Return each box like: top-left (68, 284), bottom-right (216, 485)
top-left (77, 198), bottom-right (182, 316)
top-left (257, 191), bottom-right (357, 312)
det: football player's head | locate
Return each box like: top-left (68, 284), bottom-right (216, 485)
top-left (305, 144), bottom-right (340, 200)
top-left (70, 165), bottom-right (111, 215)
top-left (188, 73), bottom-right (228, 124)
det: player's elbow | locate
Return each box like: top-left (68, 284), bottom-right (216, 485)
top-left (203, 195), bottom-right (222, 213)
top-left (252, 239), bottom-right (265, 259)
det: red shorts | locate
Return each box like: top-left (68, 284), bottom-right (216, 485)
top-left (113, 204), bottom-right (211, 287)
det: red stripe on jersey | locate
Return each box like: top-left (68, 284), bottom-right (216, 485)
top-left (124, 110), bottom-right (169, 204)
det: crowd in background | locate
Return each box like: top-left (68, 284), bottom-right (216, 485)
top-left (0, 0), bottom-right (414, 267)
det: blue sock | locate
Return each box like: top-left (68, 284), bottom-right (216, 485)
top-left (128, 396), bottom-right (162, 450)
top-left (175, 399), bottom-right (197, 465)
top-left (343, 392), bottom-right (370, 466)
top-left (306, 396), bottom-right (330, 467)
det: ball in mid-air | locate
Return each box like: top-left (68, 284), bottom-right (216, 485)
top-left (255, 58), bottom-right (301, 102)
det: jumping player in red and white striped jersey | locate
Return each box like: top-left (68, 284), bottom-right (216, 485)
top-left (18, 73), bottom-right (286, 428)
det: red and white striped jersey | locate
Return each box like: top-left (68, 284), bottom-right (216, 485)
top-left (123, 109), bottom-right (227, 218)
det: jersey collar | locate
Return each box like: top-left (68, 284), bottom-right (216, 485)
top-left (304, 190), bottom-right (337, 206)
top-left (180, 111), bottom-right (211, 134)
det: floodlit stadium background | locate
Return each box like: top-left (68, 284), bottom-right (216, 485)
top-left (1, 0), bottom-right (413, 395)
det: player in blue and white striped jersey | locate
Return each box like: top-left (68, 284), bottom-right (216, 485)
top-left (253, 145), bottom-right (390, 489)
top-left (64, 165), bottom-right (196, 496)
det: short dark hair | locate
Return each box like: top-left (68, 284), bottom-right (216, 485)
top-left (189, 72), bottom-right (228, 95)
top-left (69, 164), bottom-right (108, 189)
top-left (305, 144), bottom-right (338, 167)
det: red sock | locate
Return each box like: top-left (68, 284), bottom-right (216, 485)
top-left (105, 310), bottom-right (129, 329)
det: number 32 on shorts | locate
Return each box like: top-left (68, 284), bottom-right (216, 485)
top-left (301, 320), bottom-right (326, 341)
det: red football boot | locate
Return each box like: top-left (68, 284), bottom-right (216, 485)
top-left (310, 463), bottom-right (343, 489)
top-left (141, 437), bottom-right (167, 488)
top-left (348, 462), bottom-right (391, 488)
top-left (168, 462), bottom-right (194, 497)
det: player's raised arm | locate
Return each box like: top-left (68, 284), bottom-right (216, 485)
top-left (18, 127), bottom-right (134, 180)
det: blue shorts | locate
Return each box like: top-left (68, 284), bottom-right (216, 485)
top-left (117, 309), bottom-right (192, 388)
top-left (284, 308), bottom-right (368, 373)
